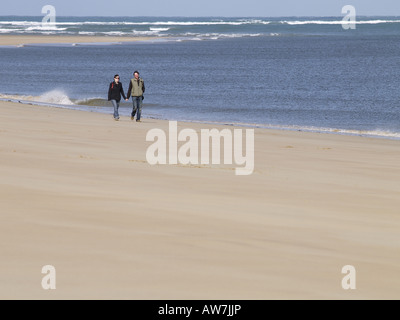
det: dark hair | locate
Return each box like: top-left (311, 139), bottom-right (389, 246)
top-left (134, 70), bottom-right (139, 75)
top-left (114, 74), bottom-right (119, 78)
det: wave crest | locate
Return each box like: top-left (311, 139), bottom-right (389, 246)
top-left (0, 90), bottom-right (74, 105)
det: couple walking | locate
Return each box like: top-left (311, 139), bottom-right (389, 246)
top-left (108, 70), bottom-right (145, 122)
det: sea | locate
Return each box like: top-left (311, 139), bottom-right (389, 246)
top-left (1, 16), bottom-right (400, 139)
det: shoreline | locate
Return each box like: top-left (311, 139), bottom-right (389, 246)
top-left (1, 100), bottom-right (400, 299)
top-left (1, 96), bottom-right (400, 141)
top-left (0, 34), bottom-right (162, 46)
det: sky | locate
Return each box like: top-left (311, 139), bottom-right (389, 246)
top-left (1, 0), bottom-right (400, 17)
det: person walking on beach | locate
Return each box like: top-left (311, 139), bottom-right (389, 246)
top-left (127, 70), bottom-right (145, 122)
top-left (108, 74), bottom-right (128, 121)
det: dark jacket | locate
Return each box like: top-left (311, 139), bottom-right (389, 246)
top-left (127, 78), bottom-right (145, 99)
top-left (108, 81), bottom-right (127, 102)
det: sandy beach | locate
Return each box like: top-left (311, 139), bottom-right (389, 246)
top-left (0, 35), bottom-right (158, 46)
top-left (0, 99), bottom-right (399, 299)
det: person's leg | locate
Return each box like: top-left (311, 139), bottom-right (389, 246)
top-left (136, 96), bottom-right (143, 122)
top-left (131, 97), bottom-right (138, 120)
top-left (111, 99), bottom-right (119, 120)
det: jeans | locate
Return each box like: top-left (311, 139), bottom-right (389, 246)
top-left (131, 96), bottom-right (143, 121)
top-left (111, 99), bottom-right (120, 119)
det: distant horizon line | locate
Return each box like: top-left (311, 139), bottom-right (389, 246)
top-left (1, 14), bottom-right (400, 18)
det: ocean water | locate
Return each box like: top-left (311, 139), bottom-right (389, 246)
top-left (0, 16), bottom-right (400, 139)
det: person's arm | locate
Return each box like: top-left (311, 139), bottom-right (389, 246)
top-left (120, 84), bottom-right (127, 100)
top-left (126, 80), bottom-right (132, 99)
top-left (142, 81), bottom-right (145, 94)
top-left (108, 83), bottom-right (112, 101)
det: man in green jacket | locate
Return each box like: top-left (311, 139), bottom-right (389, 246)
top-left (127, 70), bottom-right (145, 122)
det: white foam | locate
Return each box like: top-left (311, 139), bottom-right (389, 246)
top-left (149, 27), bottom-right (170, 31)
top-left (25, 25), bottom-right (67, 31)
top-left (39, 90), bottom-right (74, 105)
top-left (0, 90), bottom-right (74, 105)
top-left (240, 19), bottom-right (271, 25)
top-left (261, 124), bottom-right (400, 139)
top-left (283, 19), bottom-right (400, 25)
top-left (102, 31), bottom-right (127, 36)
top-left (180, 32), bottom-right (263, 39)
top-left (0, 19), bottom-right (272, 26)
top-left (0, 21), bottom-right (41, 26)
top-left (0, 28), bottom-right (19, 33)
top-left (78, 31), bottom-right (95, 35)
top-left (132, 30), bottom-right (161, 36)
top-left (115, 20), bottom-right (260, 26)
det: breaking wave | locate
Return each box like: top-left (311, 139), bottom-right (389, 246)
top-left (0, 90), bottom-right (74, 105)
top-left (1, 16), bottom-right (399, 39)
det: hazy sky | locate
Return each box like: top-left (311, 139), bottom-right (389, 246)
top-left (2, 0), bottom-right (400, 17)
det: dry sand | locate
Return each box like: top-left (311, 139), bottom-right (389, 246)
top-left (0, 100), bottom-right (399, 299)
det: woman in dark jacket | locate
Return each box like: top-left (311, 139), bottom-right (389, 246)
top-left (108, 74), bottom-right (127, 121)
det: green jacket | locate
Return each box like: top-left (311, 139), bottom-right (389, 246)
top-left (127, 78), bottom-right (145, 98)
